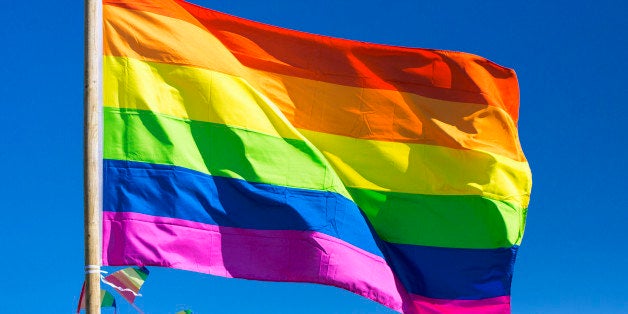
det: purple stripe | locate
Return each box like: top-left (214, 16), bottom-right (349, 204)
top-left (105, 159), bottom-right (516, 300)
top-left (408, 295), bottom-right (511, 314)
top-left (103, 212), bottom-right (510, 313)
top-left (103, 211), bottom-right (405, 309)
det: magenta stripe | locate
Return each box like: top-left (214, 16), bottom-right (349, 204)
top-left (407, 295), bottom-right (511, 314)
top-left (102, 212), bottom-right (510, 313)
top-left (103, 276), bottom-right (137, 304)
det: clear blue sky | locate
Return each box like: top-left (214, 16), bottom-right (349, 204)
top-left (1, 0), bottom-right (626, 313)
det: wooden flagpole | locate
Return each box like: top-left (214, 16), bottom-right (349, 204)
top-left (84, 0), bottom-right (102, 312)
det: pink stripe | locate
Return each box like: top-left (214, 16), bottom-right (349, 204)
top-left (407, 295), bottom-right (511, 314)
top-left (103, 211), bottom-right (510, 313)
top-left (104, 276), bottom-right (137, 304)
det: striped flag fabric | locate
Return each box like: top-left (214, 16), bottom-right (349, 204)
top-left (77, 283), bottom-right (117, 313)
top-left (101, 0), bottom-right (532, 313)
top-left (102, 267), bottom-right (150, 304)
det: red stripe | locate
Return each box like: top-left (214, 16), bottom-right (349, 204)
top-left (103, 0), bottom-right (520, 123)
top-left (76, 282), bottom-right (85, 313)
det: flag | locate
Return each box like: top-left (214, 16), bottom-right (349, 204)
top-left (175, 310), bottom-right (192, 314)
top-left (101, 0), bottom-right (532, 313)
top-left (77, 283), bottom-right (117, 313)
top-left (102, 267), bottom-right (150, 305)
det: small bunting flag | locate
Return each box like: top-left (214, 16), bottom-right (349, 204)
top-left (76, 282), bottom-right (117, 313)
top-left (102, 266), bottom-right (150, 304)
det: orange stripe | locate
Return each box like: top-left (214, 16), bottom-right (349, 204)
top-left (104, 0), bottom-right (520, 123)
top-left (103, 2), bottom-right (524, 161)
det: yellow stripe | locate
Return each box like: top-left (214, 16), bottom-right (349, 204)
top-left (116, 269), bottom-right (143, 290)
top-left (302, 130), bottom-right (531, 207)
top-left (104, 55), bottom-right (296, 140)
top-left (104, 5), bottom-right (525, 161)
top-left (104, 56), bottom-right (531, 206)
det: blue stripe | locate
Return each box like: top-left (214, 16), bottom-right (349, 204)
top-left (104, 159), bottom-right (384, 257)
top-left (104, 159), bottom-right (517, 300)
top-left (384, 243), bottom-right (517, 299)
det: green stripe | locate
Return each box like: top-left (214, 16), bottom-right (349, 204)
top-left (100, 290), bottom-right (116, 307)
top-left (349, 188), bottom-right (526, 249)
top-left (133, 268), bottom-right (149, 281)
top-left (104, 107), bottom-right (350, 198)
top-left (104, 106), bottom-right (525, 249)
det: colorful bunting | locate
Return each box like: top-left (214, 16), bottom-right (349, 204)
top-left (102, 266), bottom-right (150, 305)
top-left (77, 282), bottom-right (117, 313)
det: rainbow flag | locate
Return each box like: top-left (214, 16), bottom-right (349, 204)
top-left (101, 266), bottom-right (150, 305)
top-left (101, 0), bottom-right (532, 313)
top-left (77, 283), bottom-right (117, 313)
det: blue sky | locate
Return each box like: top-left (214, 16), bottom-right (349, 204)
top-left (1, 0), bottom-right (627, 313)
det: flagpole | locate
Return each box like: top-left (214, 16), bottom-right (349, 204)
top-left (84, 0), bottom-right (102, 312)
